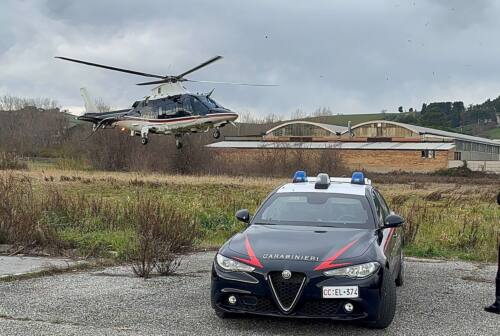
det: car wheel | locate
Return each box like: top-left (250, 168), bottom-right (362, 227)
top-left (395, 251), bottom-right (404, 287)
top-left (365, 269), bottom-right (397, 329)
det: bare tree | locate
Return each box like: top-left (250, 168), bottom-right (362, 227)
top-left (0, 95), bottom-right (60, 111)
top-left (94, 97), bottom-right (111, 112)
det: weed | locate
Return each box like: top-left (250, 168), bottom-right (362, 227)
top-left (0, 152), bottom-right (27, 170)
top-left (129, 197), bottom-right (197, 278)
top-left (424, 191), bottom-right (442, 201)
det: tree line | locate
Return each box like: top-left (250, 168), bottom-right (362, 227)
top-left (391, 95), bottom-right (500, 132)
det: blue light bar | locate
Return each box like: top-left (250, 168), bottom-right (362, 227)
top-left (293, 170), bottom-right (307, 183)
top-left (351, 171), bottom-right (365, 185)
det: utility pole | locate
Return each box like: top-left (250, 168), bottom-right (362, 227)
top-left (484, 191), bottom-right (500, 314)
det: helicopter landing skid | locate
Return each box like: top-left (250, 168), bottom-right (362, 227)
top-left (175, 134), bottom-right (183, 149)
top-left (141, 127), bottom-right (150, 145)
top-left (212, 127), bottom-right (221, 139)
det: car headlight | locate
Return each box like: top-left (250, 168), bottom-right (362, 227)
top-left (216, 254), bottom-right (255, 272)
top-left (323, 262), bottom-right (380, 278)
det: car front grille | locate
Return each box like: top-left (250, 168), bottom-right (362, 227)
top-left (295, 299), bottom-right (340, 316)
top-left (268, 271), bottom-right (306, 312)
top-left (241, 295), bottom-right (277, 313)
top-left (219, 294), bottom-right (361, 318)
top-left (220, 294), bottom-right (279, 314)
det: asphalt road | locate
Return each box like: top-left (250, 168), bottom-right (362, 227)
top-left (0, 252), bottom-right (498, 335)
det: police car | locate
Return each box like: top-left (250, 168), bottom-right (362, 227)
top-left (211, 171), bottom-right (404, 329)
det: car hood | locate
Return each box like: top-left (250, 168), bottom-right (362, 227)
top-left (227, 224), bottom-right (375, 265)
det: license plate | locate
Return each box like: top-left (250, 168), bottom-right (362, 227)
top-left (322, 286), bottom-right (359, 298)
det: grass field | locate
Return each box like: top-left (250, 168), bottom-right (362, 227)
top-left (486, 127), bottom-right (500, 139)
top-left (1, 168), bottom-right (499, 262)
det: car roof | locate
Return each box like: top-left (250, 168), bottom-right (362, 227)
top-left (276, 180), bottom-right (370, 196)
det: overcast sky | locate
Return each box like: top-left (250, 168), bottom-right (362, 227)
top-left (1, 0), bottom-right (500, 117)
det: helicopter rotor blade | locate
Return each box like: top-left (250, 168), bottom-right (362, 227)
top-left (55, 56), bottom-right (166, 79)
top-left (136, 79), bottom-right (172, 86)
top-left (56, 55), bottom-right (278, 87)
top-left (175, 56), bottom-right (223, 79)
top-left (186, 79), bottom-right (278, 87)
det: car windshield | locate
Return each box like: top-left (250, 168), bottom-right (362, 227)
top-left (253, 192), bottom-right (374, 229)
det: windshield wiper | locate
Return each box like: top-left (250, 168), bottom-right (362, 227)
top-left (253, 222), bottom-right (276, 225)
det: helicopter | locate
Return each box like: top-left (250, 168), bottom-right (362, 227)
top-left (56, 55), bottom-right (276, 149)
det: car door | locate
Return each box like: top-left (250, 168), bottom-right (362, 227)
top-left (373, 190), bottom-right (399, 273)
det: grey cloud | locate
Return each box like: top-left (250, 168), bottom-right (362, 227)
top-left (1, 0), bottom-right (500, 117)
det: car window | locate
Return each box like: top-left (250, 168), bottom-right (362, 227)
top-left (377, 190), bottom-right (391, 215)
top-left (253, 192), bottom-right (375, 229)
top-left (373, 190), bottom-right (389, 224)
top-left (372, 192), bottom-right (383, 224)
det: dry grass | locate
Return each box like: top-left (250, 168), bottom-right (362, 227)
top-left (379, 183), bottom-right (500, 261)
top-left (13, 168), bottom-right (287, 189)
top-left (0, 152), bottom-right (28, 170)
top-left (1, 168), bottom-right (499, 262)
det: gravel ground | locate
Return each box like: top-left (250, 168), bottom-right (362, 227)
top-left (0, 256), bottom-right (77, 278)
top-left (0, 252), bottom-right (498, 335)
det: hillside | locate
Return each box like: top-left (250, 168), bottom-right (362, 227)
top-left (225, 110), bottom-right (500, 138)
top-left (486, 127), bottom-right (500, 139)
top-left (298, 113), bottom-right (400, 126)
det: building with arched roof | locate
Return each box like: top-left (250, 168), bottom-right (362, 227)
top-left (207, 120), bottom-right (500, 173)
top-left (349, 120), bottom-right (500, 161)
top-left (265, 121), bottom-right (347, 139)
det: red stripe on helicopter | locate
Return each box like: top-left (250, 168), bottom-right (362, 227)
top-left (124, 113), bottom-right (237, 123)
top-left (235, 236), bottom-right (264, 269)
top-left (314, 239), bottom-right (359, 271)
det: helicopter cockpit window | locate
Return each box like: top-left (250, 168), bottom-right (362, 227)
top-left (183, 96), bottom-right (208, 116)
top-left (157, 98), bottom-right (192, 119)
top-left (132, 101), bottom-right (139, 108)
top-left (197, 95), bottom-right (224, 110)
top-left (192, 98), bottom-right (207, 115)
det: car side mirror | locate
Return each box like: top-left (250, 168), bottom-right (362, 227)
top-left (383, 214), bottom-right (404, 228)
top-left (235, 209), bottom-right (250, 224)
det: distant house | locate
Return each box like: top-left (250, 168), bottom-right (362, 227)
top-left (207, 120), bottom-right (500, 173)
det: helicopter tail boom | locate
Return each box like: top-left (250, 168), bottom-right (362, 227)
top-left (77, 87), bottom-right (128, 124)
top-left (80, 87), bottom-right (98, 113)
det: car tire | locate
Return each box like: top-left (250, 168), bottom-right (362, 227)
top-left (395, 251), bottom-right (404, 287)
top-left (365, 269), bottom-right (397, 329)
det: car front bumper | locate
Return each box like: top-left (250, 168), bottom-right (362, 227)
top-left (210, 263), bottom-right (385, 321)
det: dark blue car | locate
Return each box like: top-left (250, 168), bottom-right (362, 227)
top-left (211, 172), bottom-right (404, 329)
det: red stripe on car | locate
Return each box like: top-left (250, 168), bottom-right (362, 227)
top-left (384, 228), bottom-right (395, 251)
top-left (314, 239), bottom-right (359, 271)
top-left (235, 236), bottom-right (264, 268)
